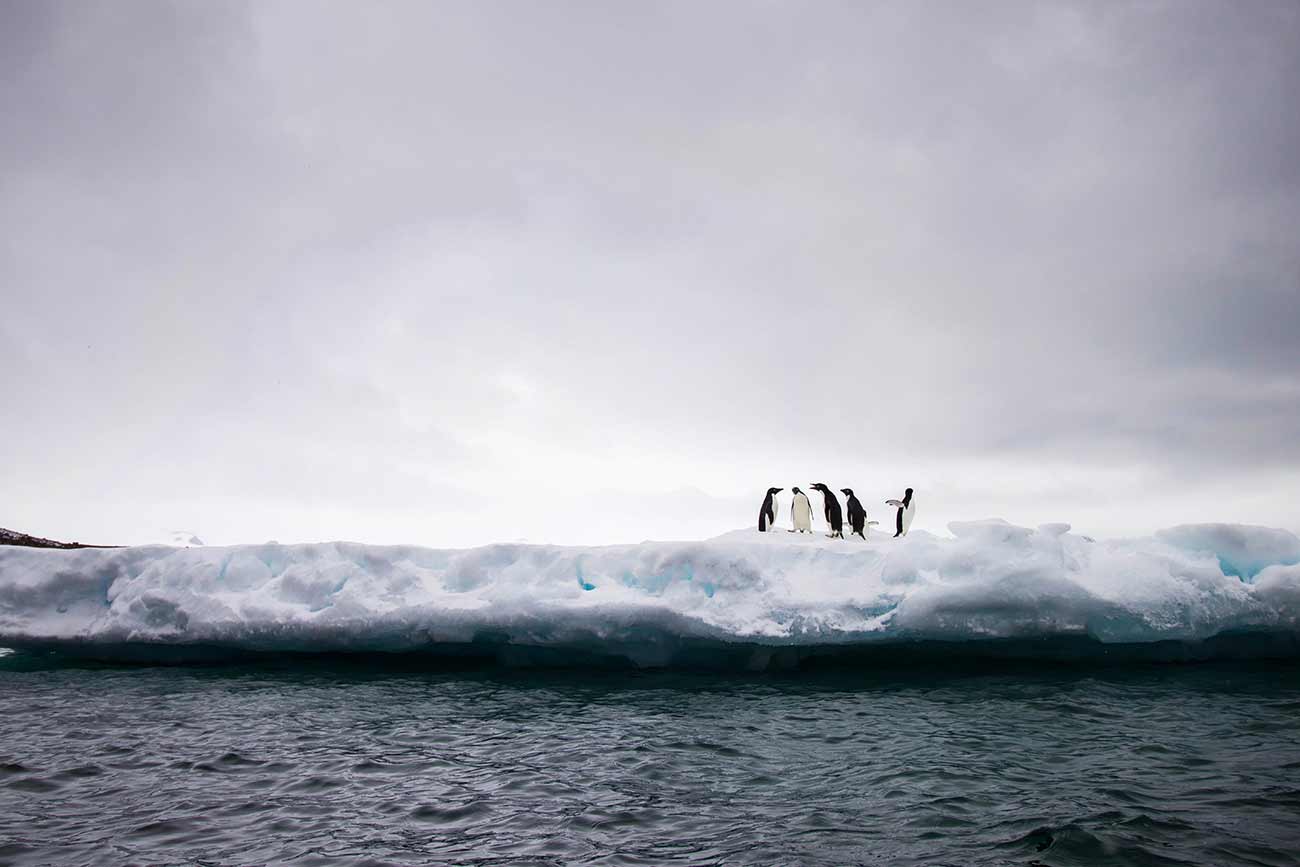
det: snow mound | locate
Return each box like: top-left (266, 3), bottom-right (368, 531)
top-left (2, 522), bottom-right (1299, 667)
top-left (143, 530), bottom-right (206, 547)
top-left (1155, 524), bottom-right (1300, 579)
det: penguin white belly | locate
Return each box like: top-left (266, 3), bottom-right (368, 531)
top-left (792, 495), bottom-right (812, 532)
top-left (901, 501), bottom-right (916, 534)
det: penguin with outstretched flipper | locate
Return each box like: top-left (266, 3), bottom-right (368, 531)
top-left (886, 488), bottom-right (915, 537)
top-left (810, 484), bottom-right (844, 539)
top-left (757, 487), bottom-right (783, 532)
top-left (841, 488), bottom-right (867, 540)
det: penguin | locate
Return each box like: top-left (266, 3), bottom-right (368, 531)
top-left (810, 483), bottom-right (844, 538)
top-left (757, 487), bottom-right (783, 532)
top-left (886, 488), bottom-right (915, 537)
top-left (789, 487), bottom-right (813, 533)
top-left (841, 488), bottom-right (867, 540)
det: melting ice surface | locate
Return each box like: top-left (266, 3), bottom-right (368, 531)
top-left (2, 521), bottom-right (1299, 666)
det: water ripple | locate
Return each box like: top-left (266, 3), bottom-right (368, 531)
top-left (1, 660), bottom-right (1299, 865)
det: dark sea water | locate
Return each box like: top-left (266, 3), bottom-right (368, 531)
top-left (1, 653), bottom-right (1298, 867)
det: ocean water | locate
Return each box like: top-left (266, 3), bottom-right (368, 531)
top-left (1, 654), bottom-right (1298, 867)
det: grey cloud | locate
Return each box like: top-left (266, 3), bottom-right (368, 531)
top-left (2, 0), bottom-right (1298, 544)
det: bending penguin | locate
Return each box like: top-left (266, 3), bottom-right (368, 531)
top-left (809, 483), bottom-right (844, 539)
top-left (840, 488), bottom-right (876, 540)
top-left (886, 488), bottom-right (916, 537)
top-left (757, 487), bottom-right (783, 532)
top-left (789, 487), bottom-right (813, 533)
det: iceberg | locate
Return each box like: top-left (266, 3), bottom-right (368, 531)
top-left (2, 521), bottom-right (1298, 668)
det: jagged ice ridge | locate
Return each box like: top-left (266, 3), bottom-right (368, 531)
top-left (2, 520), bottom-right (1299, 667)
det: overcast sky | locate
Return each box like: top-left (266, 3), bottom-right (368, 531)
top-left (3, 0), bottom-right (1298, 547)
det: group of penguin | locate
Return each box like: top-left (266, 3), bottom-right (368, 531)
top-left (758, 485), bottom-right (915, 540)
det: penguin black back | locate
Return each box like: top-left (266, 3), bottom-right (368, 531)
top-left (893, 487), bottom-right (913, 537)
top-left (841, 488), bottom-right (866, 538)
top-left (758, 487), bottom-right (783, 532)
top-left (810, 483), bottom-right (844, 537)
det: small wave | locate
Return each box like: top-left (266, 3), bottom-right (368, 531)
top-left (409, 801), bottom-right (494, 825)
top-left (1002, 822), bottom-right (1195, 866)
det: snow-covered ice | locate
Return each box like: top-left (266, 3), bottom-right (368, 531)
top-left (133, 530), bottom-right (207, 548)
top-left (1, 521), bottom-right (1298, 666)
